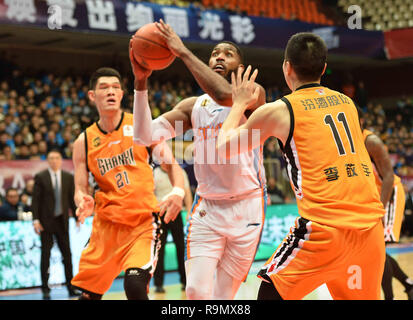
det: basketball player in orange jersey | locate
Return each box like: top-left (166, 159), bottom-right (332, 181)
top-left (131, 20), bottom-right (267, 300)
top-left (217, 33), bottom-right (386, 300)
top-left (70, 67), bottom-right (185, 300)
top-left (358, 108), bottom-right (413, 300)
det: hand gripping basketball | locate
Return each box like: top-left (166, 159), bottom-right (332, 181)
top-left (131, 22), bottom-right (176, 70)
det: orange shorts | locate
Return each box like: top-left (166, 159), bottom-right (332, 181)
top-left (384, 181), bottom-right (405, 243)
top-left (258, 217), bottom-right (385, 300)
top-left (71, 212), bottom-right (161, 295)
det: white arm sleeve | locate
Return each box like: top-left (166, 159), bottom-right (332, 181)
top-left (133, 90), bottom-right (176, 146)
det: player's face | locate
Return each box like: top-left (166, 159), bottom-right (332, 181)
top-left (209, 43), bottom-right (243, 81)
top-left (89, 76), bottom-right (124, 113)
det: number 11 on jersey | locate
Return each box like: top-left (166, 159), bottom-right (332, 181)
top-left (324, 112), bottom-right (355, 156)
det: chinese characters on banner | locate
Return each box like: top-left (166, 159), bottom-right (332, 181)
top-left (2, 0), bottom-right (256, 44)
top-left (0, 0), bottom-right (386, 56)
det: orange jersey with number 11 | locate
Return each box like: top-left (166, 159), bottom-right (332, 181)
top-left (280, 84), bottom-right (384, 230)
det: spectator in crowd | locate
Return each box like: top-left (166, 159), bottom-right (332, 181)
top-left (0, 187), bottom-right (29, 221)
top-left (1, 145), bottom-right (14, 160)
top-left (266, 177), bottom-right (286, 204)
top-left (21, 178), bottom-right (35, 209)
top-left (355, 81), bottom-right (368, 109)
top-left (402, 184), bottom-right (413, 238)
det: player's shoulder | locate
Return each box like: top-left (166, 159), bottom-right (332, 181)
top-left (73, 132), bottom-right (86, 153)
top-left (174, 96), bottom-right (199, 111)
top-left (364, 130), bottom-right (386, 154)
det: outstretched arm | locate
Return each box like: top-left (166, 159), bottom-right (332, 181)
top-left (155, 19), bottom-right (233, 106)
top-left (217, 66), bottom-right (290, 158)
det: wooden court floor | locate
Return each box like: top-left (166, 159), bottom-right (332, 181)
top-left (1, 240), bottom-right (412, 300)
top-left (103, 241), bottom-right (413, 301)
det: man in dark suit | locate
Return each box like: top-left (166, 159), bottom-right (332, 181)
top-left (32, 149), bottom-right (80, 299)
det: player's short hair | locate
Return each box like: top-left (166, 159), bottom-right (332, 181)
top-left (285, 32), bottom-right (327, 82)
top-left (214, 41), bottom-right (244, 63)
top-left (89, 67), bottom-right (122, 90)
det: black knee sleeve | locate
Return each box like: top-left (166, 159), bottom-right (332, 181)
top-left (257, 279), bottom-right (283, 300)
top-left (124, 268), bottom-right (151, 300)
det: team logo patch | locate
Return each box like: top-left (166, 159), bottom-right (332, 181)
top-left (201, 99), bottom-right (210, 107)
top-left (92, 137), bottom-right (101, 147)
top-left (123, 124), bottom-right (133, 137)
top-left (316, 88), bottom-right (325, 95)
top-left (199, 210), bottom-right (207, 218)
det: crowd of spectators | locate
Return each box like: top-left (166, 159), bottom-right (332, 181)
top-left (0, 58), bottom-right (199, 161)
top-left (343, 80), bottom-right (413, 177)
top-left (0, 55), bottom-right (412, 195)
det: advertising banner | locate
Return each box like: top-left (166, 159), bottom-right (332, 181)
top-left (0, 0), bottom-right (384, 57)
top-left (384, 28), bottom-right (413, 59)
top-left (0, 204), bottom-right (299, 290)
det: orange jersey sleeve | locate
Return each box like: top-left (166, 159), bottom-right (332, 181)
top-left (84, 112), bottom-right (159, 226)
top-left (280, 84), bottom-right (384, 230)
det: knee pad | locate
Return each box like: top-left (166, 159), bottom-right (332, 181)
top-left (124, 268), bottom-right (151, 300)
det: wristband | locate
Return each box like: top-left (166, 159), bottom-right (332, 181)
top-left (162, 186), bottom-right (185, 201)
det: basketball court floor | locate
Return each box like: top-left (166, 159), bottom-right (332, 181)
top-left (1, 240), bottom-right (412, 300)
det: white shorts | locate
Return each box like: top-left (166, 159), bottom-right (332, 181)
top-left (185, 190), bottom-right (267, 281)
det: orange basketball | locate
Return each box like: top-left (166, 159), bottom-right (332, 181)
top-left (132, 23), bottom-right (175, 70)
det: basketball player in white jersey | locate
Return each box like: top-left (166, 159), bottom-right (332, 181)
top-left (130, 20), bottom-right (267, 299)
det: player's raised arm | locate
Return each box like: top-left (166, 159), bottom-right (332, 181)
top-left (217, 66), bottom-right (290, 159)
top-left (130, 37), bottom-right (194, 146)
top-left (155, 19), bottom-right (233, 106)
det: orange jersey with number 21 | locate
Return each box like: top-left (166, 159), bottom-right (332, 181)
top-left (84, 112), bottom-right (159, 226)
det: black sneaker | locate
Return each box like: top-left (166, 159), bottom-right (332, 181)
top-left (42, 291), bottom-right (51, 300)
top-left (155, 286), bottom-right (165, 293)
top-left (68, 288), bottom-right (82, 297)
top-left (406, 286), bottom-right (413, 300)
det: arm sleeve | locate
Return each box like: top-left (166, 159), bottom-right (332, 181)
top-left (133, 90), bottom-right (176, 146)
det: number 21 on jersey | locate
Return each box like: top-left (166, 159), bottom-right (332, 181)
top-left (115, 171), bottom-right (130, 189)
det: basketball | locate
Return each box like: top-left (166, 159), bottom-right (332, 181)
top-left (132, 23), bottom-right (175, 70)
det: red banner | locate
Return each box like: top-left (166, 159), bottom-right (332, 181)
top-left (0, 160), bottom-right (74, 197)
top-left (384, 28), bottom-right (413, 59)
